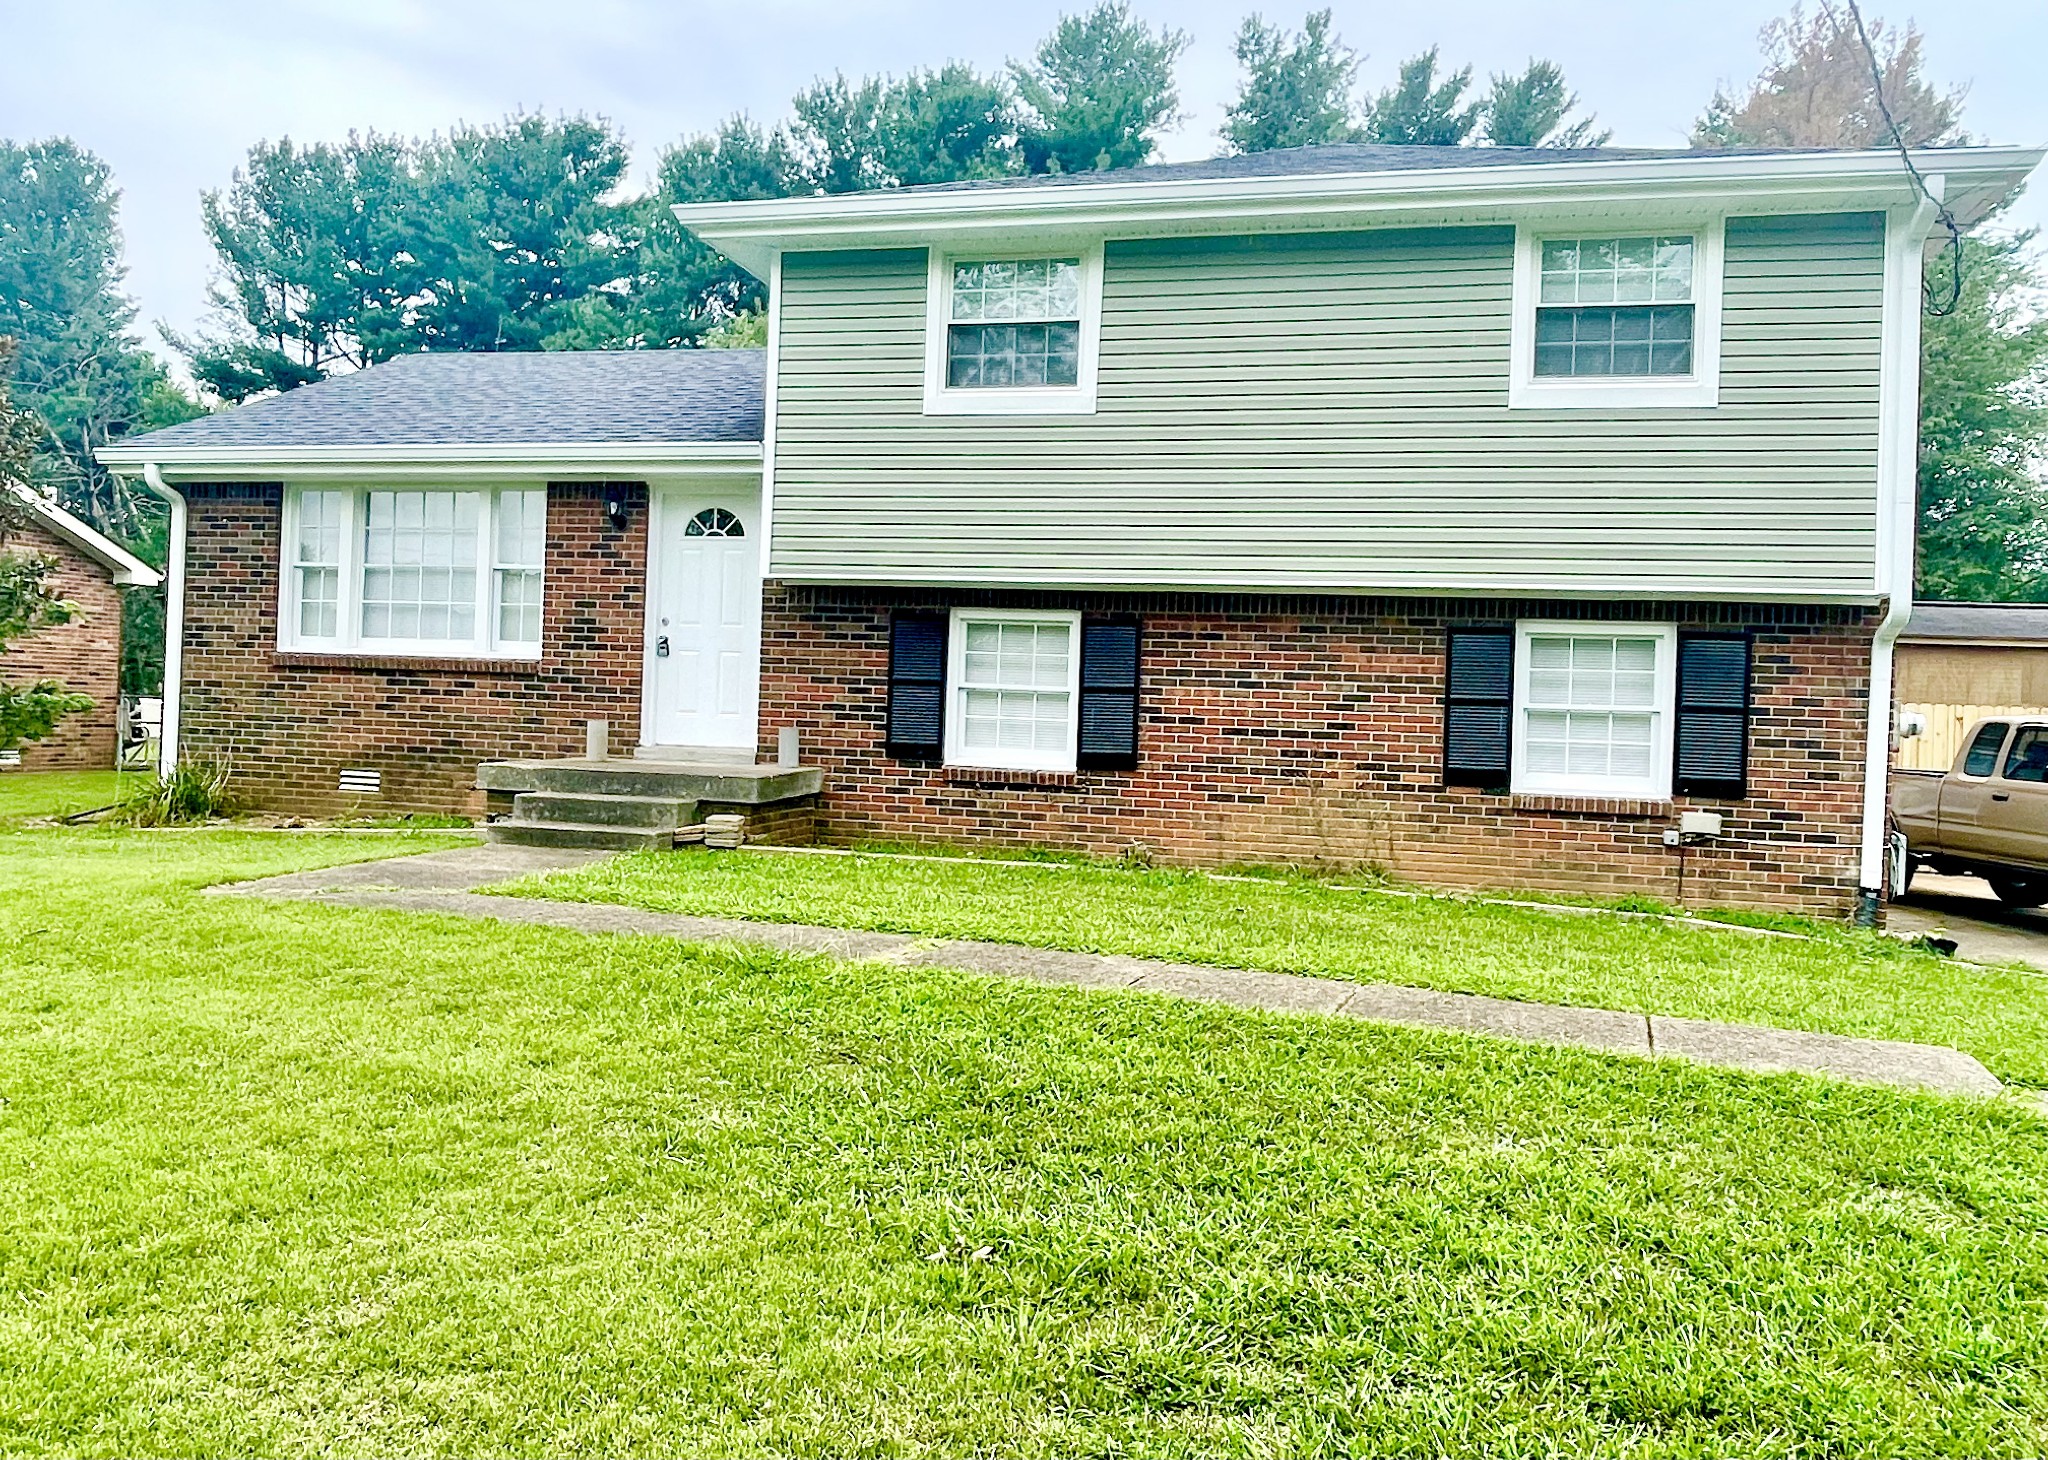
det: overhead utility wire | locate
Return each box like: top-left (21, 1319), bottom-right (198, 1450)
top-left (1844, 0), bottom-right (1964, 316)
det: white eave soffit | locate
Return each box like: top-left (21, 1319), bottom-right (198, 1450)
top-left (675, 146), bottom-right (2044, 278)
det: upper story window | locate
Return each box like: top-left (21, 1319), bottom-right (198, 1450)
top-left (282, 485), bottom-right (545, 660)
top-left (1535, 236), bottom-right (1695, 377)
top-left (1509, 222), bottom-right (1723, 410)
top-left (924, 245), bottom-right (1101, 415)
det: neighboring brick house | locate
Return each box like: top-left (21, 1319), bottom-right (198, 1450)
top-left (2, 487), bottom-right (161, 771)
top-left (100, 142), bottom-right (2045, 917)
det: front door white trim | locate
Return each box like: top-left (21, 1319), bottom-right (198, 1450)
top-left (640, 482), bottom-right (763, 751)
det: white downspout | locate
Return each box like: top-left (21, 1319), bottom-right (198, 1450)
top-left (1858, 186), bottom-right (1942, 919)
top-left (139, 463), bottom-right (186, 777)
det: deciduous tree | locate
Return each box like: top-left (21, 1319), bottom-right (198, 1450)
top-left (1916, 233), bottom-right (2048, 600)
top-left (0, 341), bottom-right (94, 754)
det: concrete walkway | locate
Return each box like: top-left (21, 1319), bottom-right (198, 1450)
top-left (215, 844), bottom-right (2015, 1101)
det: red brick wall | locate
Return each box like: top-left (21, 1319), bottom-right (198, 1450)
top-left (759, 586), bottom-right (1877, 917)
top-left (2, 518), bottom-right (124, 770)
top-left (178, 482), bottom-right (649, 815)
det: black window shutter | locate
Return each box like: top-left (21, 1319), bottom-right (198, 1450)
top-left (1675, 633), bottom-right (1751, 799)
top-left (885, 614), bottom-right (948, 759)
top-left (1078, 618), bottom-right (1141, 770)
top-left (1444, 628), bottom-right (1514, 789)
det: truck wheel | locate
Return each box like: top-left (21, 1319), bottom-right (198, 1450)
top-left (1988, 875), bottom-right (2048, 909)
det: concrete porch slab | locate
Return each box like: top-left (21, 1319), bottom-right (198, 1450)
top-left (477, 758), bottom-right (823, 804)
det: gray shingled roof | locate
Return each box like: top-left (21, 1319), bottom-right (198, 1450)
top-left (122, 350), bottom-right (765, 451)
top-left (1906, 602), bottom-right (2048, 644)
top-left (897, 143), bottom-right (1829, 194)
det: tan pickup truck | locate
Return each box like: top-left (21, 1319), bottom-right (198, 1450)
top-left (1893, 716), bottom-right (2048, 905)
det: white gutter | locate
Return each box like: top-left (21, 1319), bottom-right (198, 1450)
top-left (95, 440), bottom-right (764, 483)
top-left (139, 463), bottom-right (185, 778)
top-left (1859, 186), bottom-right (1943, 917)
top-left (675, 146), bottom-right (2042, 278)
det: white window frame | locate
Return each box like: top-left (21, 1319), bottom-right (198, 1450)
top-left (1508, 221), bottom-right (1724, 410)
top-left (943, 606), bottom-right (1083, 773)
top-left (277, 484), bottom-right (546, 660)
top-left (923, 244), bottom-right (1104, 416)
top-left (1510, 620), bottom-right (1677, 800)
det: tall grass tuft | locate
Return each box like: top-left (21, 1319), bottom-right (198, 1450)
top-left (111, 760), bottom-right (237, 826)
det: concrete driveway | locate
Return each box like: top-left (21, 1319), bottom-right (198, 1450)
top-left (1892, 872), bottom-right (2048, 972)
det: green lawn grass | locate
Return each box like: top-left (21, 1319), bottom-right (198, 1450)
top-left (5, 825), bottom-right (2048, 1454)
top-left (0, 767), bottom-right (132, 822)
top-left (502, 847), bottom-right (2048, 1089)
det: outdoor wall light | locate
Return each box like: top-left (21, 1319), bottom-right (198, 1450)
top-left (604, 482), bottom-right (630, 529)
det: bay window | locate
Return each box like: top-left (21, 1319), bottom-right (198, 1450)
top-left (281, 485), bottom-right (545, 658)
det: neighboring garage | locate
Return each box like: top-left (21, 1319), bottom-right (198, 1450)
top-left (1896, 601), bottom-right (2048, 772)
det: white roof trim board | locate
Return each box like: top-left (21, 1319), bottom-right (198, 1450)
top-left (6, 484), bottom-right (162, 587)
top-left (675, 143), bottom-right (2045, 277)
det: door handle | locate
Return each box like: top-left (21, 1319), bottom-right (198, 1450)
top-left (1993, 792), bottom-right (2011, 801)
top-left (655, 635), bottom-right (670, 658)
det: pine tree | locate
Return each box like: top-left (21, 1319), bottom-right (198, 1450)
top-left (1481, 60), bottom-right (1611, 148)
top-left (1365, 48), bottom-right (1481, 147)
top-left (1012, 2), bottom-right (1188, 174)
top-left (1222, 10), bottom-right (1366, 155)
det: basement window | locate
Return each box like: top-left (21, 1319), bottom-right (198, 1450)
top-left (1510, 622), bottom-right (1676, 800)
top-left (282, 485), bottom-right (545, 659)
top-left (943, 608), bottom-right (1081, 773)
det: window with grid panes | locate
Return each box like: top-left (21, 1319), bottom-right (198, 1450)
top-left (1534, 236), bottom-right (1696, 377)
top-left (1515, 627), bottom-right (1674, 798)
top-left (946, 258), bottom-right (1083, 389)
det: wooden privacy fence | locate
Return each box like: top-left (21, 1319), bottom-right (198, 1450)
top-left (1894, 703), bottom-right (2048, 771)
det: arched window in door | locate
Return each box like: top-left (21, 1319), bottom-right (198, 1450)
top-left (685, 507), bottom-right (744, 537)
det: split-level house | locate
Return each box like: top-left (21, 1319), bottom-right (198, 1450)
top-left (99, 143), bottom-right (2044, 916)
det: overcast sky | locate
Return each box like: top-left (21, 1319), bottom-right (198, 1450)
top-left (3, 0), bottom-right (2044, 371)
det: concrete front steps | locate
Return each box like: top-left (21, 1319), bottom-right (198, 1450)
top-left (477, 756), bottom-right (823, 851)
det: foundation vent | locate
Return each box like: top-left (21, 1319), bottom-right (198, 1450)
top-left (338, 768), bottom-right (382, 795)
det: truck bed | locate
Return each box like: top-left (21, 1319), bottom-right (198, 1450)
top-left (1892, 767), bottom-right (1944, 839)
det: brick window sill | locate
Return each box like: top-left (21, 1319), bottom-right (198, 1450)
top-left (942, 766), bottom-right (1086, 790)
top-left (272, 651), bottom-right (546, 676)
top-left (1509, 793), bottom-right (1674, 820)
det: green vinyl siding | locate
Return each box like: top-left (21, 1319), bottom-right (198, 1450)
top-left (771, 215), bottom-right (1886, 595)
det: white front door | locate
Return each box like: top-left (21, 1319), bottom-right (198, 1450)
top-left (645, 491), bottom-right (760, 749)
